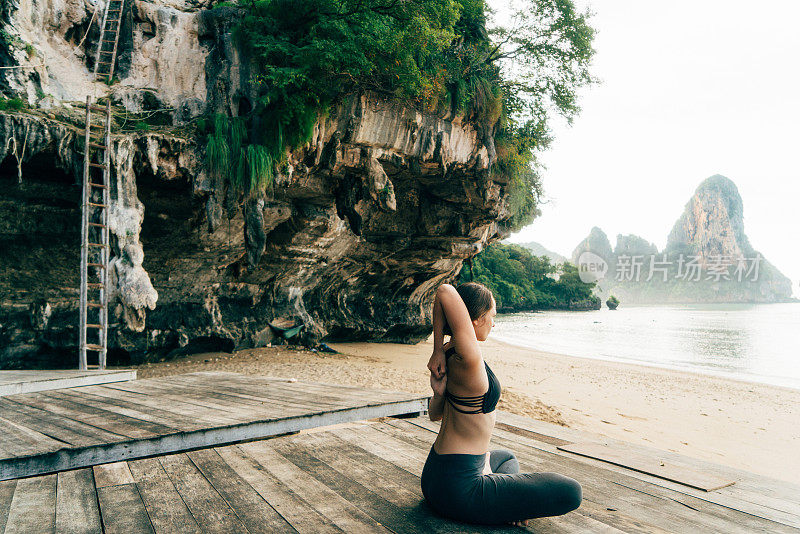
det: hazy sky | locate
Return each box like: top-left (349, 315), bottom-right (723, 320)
top-left (493, 1), bottom-right (800, 297)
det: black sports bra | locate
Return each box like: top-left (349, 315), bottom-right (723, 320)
top-left (443, 345), bottom-right (501, 414)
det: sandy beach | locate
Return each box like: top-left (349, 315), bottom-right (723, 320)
top-left (135, 336), bottom-right (800, 485)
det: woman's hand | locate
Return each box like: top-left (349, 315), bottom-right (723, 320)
top-left (427, 344), bottom-right (447, 380)
top-left (430, 369), bottom-right (447, 397)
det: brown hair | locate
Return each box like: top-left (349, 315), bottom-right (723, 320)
top-left (442, 282), bottom-right (494, 336)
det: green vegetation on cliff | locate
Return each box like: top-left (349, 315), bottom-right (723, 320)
top-left (460, 243), bottom-right (600, 311)
top-left (209, 0), bottom-right (597, 230)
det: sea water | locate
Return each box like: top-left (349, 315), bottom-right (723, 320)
top-left (491, 302), bottom-right (800, 390)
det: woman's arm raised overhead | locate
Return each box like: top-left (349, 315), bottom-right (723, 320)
top-left (436, 284), bottom-right (482, 367)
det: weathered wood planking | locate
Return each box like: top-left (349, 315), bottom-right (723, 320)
top-left (0, 371), bottom-right (427, 481)
top-left (0, 370), bottom-right (137, 396)
top-left (490, 410), bottom-right (800, 526)
top-left (2, 415), bottom-right (798, 533)
top-left (556, 441), bottom-right (736, 491)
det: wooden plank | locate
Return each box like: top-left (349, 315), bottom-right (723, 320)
top-left (268, 436), bottom-right (432, 534)
top-left (274, 431), bottom-right (486, 534)
top-left (160, 374), bottom-right (359, 410)
top-left (84, 385), bottom-right (244, 426)
top-left (0, 398), bottom-right (426, 482)
top-left (0, 479), bottom-right (17, 532)
top-left (94, 461), bottom-right (135, 488)
top-left (98, 382), bottom-right (263, 423)
top-left (39, 390), bottom-right (178, 436)
top-left (0, 370), bottom-right (136, 396)
top-left (145, 375), bottom-right (341, 409)
top-left (161, 375), bottom-right (347, 411)
top-left (558, 441), bottom-right (735, 492)
top-left (186, 448), bottom-right (297, 533)
top-left (55, 468), bottom-right (102, 533)
top-left (494, 421), bottom-right (572, 447)
top-left (11, 391), bottom-right (165, 440)
top-left (0, 397), bottom-right (127, 447)
top-left (158, 453), bottom-right (248, 533)
top-left (97, 483), bottom-right (154, 534)
top-left (56, 387), bottom-right (208, 432)
top-left (0, 415), bottom-right (67, 459)
top-left (127, 457), bottom-right (202, 534)
top-left (118, 378), bottom-right (327, 419)
top-left (215, 444), bottom-right (344, 533)
top-left (4, 474), bottom-right (56, 534)
top-left (330, 425), bottom-right (423, 475)
top-left (173, 372), bottom-right (414, 404)
top-left (237, 440), bottom-right (391, 533)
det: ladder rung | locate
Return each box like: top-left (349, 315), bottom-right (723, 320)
top-left (88, 222), bottom-right (107, 227)
top-left (78, 104), bottom-right (106, 113)
top-left (103, 39), bottom-right (118, 43)
top-left (87, 262), bottom-right (106, 268)
top-left (88, 142), bottom-right (106, 149)
top-left (89, 182), bottom-right (108, 189)
top-left (87, 283), bottom-right (105, 289)
top-left (98, 61), bottom-right (113, 65)
top-left (87, 302), bottom-right (104, 308)
top-left (88, 242), bottom-right (108, 247)
top-left (87, 323), bottom-right (105, 329)
top-left (89, 123), bottom-right (105, 129)
top-left (85, 344), bottom-right (106, 351)
top-left (76, 131), bottom-right (105, 140)
top-left (88, 202), bottom-right (108, 208)
top-left (89, 162), bottom-right (108, 169)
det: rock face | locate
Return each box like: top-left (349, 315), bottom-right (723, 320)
top-left (0, 2), bottom-right (513, 367)
top-left (571, 175), bottom-right (794, 304)
top-left (666, 175), bottom-right (753, 261)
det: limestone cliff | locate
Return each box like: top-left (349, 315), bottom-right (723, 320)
top-left (571, 175), bottom-right (793, 304)
top-left (0, 1), bottom-right (513, 367)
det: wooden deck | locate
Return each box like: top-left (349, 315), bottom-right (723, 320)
top-left (0, 369), bottom-right (137, 396)
top-left (2, 412), bottom-right (799, 533)
top-left (0, 371), bottom-right (427, 481)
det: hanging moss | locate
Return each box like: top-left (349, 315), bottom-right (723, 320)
top-left (204, 114), bottom-right (275, 196)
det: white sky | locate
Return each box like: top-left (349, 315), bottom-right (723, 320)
top-left (494, 0), bottom-right (800, 297)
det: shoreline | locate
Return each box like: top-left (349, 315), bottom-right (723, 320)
top-left (490, 334), bottom-right (800, 393)
top-left (134, 336), bottom-right (800, 485)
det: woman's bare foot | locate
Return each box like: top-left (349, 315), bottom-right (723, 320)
top-left (507, 519), bottom-right (529, 527)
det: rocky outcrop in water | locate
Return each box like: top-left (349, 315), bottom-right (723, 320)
top-left (0, 2), bottom-right (514, 367)
top-left (570, 175), bottom-right (794, 304)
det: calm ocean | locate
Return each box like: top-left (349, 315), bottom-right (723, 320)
top-left (491, 302), bottom-right (800, 390)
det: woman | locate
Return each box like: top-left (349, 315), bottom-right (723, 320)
top-left (421, 282), bottom-right (582, 527)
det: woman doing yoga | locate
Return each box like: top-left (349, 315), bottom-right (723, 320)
top-left (421, 282), bottom-right (582, 527)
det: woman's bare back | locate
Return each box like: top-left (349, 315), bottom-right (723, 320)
top-left (433, 340), bottom-right (496, 456)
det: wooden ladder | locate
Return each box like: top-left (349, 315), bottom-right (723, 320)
top-left (78, 95), bottom-right (112, 371)
top-left (92, 0), bottom-right (126, 83)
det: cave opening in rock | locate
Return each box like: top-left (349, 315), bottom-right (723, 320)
top-left (136, 170), bottom-right (204, 289)
top-left (0, 152), bottom-right (81, 300)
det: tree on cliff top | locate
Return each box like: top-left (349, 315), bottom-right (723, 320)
top-left (220, 0), bottom-right (597, 230)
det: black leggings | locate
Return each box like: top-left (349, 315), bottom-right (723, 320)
top-left (421, 446), bottom-right (582, 525)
